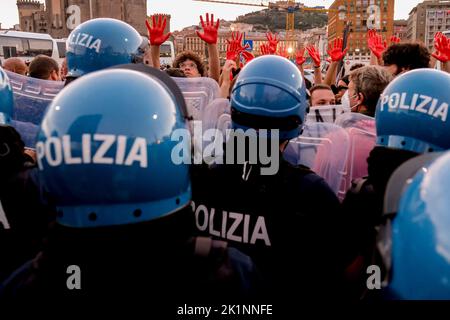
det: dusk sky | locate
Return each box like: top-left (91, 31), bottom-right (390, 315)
top-left (0, 0), bottom-right (424, 31)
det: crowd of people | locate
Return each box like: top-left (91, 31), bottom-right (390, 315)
top-left (0, 12), bottom-right (450, 308)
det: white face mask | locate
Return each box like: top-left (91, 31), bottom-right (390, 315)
top-left (341, 90), bottom-right (360, 112)
top-left (341, 90), bottom-right (351, 112)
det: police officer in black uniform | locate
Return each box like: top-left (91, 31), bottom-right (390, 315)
top-left (191, 55), bottom-right (346, 299)
top-left (0, 68), bottom-right (259, 307)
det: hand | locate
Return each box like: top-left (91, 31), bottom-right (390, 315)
top-left (277, 45), bottom-right (289, 58)
top-left (390, 35), bottom-right (401, 45)
top-left (196, 13), bottom-right (220, 44)
top-left (260, 43), bottom-right (272, 56)
top-left (295, 48), bottom-right (306, 66)
top-left (226, 32), bottom-right (249, 61)
top-left (266, 32), bottom-right (279, 54)
top-left (226, 36), bottom-right (240, 61)
top-left (432, 32), bottom-right (450, 63)
top-left (327, 37), bottom-right (348, 62)
top-left (222, 59), bottom-right (237, 82)
top-left (305, 45), bottom-right (320, 67)
top-left (367, 29), bottom-right (386, 59)
top-left (145, 15), bottom-right (171, 46)
top-left (241, 50), bottom-right (255, 64)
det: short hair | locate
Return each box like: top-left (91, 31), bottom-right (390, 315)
top-left (349, 65), bottom-right (393, 116)
top-left (28, 55), bottom-right (59, 80)
top-left (349, 63), bottom-right (365, 71)
top-left (382, 43), bottom-right (430, 71)
top-left (309, 84), bottom-right (333, 97)
top-left (172, 51), bottom-right (206, 76)
top-left (3, 57), bottom-right (28, 75)
top-left (309, 84), bottom-right (333, 104)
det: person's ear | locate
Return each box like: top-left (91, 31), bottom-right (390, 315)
top-left (50, 70), bottom-right (60, 81)
top-left (357, 92), bottom-right (365, 104)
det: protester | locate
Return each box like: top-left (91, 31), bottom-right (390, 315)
top-left (28, 55), bottom-right (60, 81)
top-left (2, 58), bottom-right (27, 76)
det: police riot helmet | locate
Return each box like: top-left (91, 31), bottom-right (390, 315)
top-left (375, 69), bottom-right (450, 153)
top-left (230, 55), bottom-right (307, 140)
top-left (36, 69), bottom-right (190, 228)
top-left (0, 67), bottom-right (14, 124)
top-left (383, 151), bottom-right (450, 299)
top-left (66, 18), bottom-right (146, 78)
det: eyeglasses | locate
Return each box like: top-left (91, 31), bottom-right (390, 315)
top-left (179, 62), bottom-right (198, 69)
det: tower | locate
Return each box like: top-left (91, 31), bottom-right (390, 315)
top-left (149, 13), bottom-right (171, 35)
top-left (17, 0), bottom-right (45, 32)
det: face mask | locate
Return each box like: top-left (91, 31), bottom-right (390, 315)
top-left (341, 91), bottom-right (351, 112)
top-left (342, 90), bottom-right (360, 112)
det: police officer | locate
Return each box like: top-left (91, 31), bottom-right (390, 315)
top-left (65, 18), bottom-right (147, 83)
top-left (342, 68), bottom-right (450, 299)
top-left (0, 67), bottom-right (55, 282)
top-left (0, 68), bottom-right (258, 305)
top-left (191, 55), bottom-right (345, 299)
top-left (379, 151), bottom-right (450, 299)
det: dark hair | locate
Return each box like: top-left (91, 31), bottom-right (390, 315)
top-left (349, 63), bottom-right (365, 71)
top-left (172, 51), bottom-right (206, 76)
top-left (383, 43), bottom-right (430, 72)
top-left (340, 75), bottom-right (350, 86)
top-left (304, 77), bottom-right (312, 90)
top-left (164, 68), bottom-right (186, 78)
top-left (28, 55), bottom-right (59, 80)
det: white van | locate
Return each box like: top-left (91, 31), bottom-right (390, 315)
top-left (160, 40), bottom-right (175, 67)
top-left (0, 30), bottom-right (64, 66)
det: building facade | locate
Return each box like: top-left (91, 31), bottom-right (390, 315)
top-left (407, 0), bottom-right (450, 50)
top-left (393, 19), bottom-right (408, 40)
top-left (17, 0), bottom-right (147, 38)
top-left (174, 26), bottom-right (301, 65)
top-left (17, 0), bottom-right (48, 33)
top-left (328, 0), bottom-right (395, 62)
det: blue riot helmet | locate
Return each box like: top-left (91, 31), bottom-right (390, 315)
top-left (66, 18), bottom-right (146, 78)
top-left (0, 67), bottom-right (14, 124)
top-left (36, 69), bottom-right (190, 228)
top-left (376, 69), bottom-right (450, 153)
top-left (230, 55), bottom-right (307, 140)
top-left (380, 151), bottom-right (450, 299)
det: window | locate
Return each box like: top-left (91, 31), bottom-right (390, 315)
top-left (0, 36), bottom-right (24, 58)
top-left (57, 41), bottom-right (66, 58)
top-left (27, 39), bottom-right (53, 57)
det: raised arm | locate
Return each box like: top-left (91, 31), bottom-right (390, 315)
top-left (196, 13), bottom-right (220, 82)
top-left (306, 45), bottom-right (322, 85)
top-left (432, 32), bottom-right (450, 73)
top-left (324, 38), bottom-right (347, 86)
top-left (145, 15), bottom-right (172, 70)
